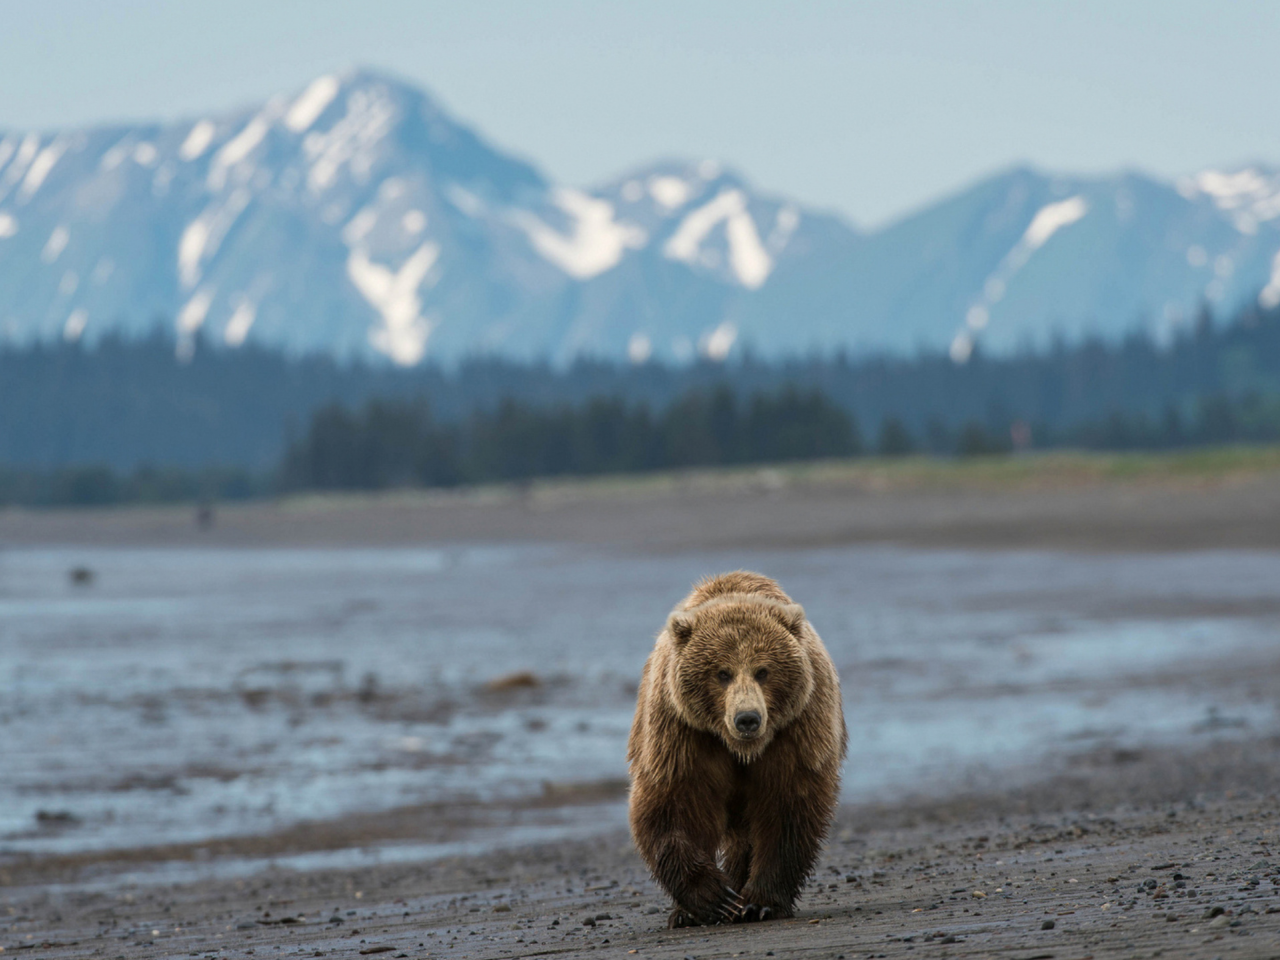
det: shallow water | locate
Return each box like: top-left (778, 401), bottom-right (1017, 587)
top-left (2, 544), bottom-right (1278, 860)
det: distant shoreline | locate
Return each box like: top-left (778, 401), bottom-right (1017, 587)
top-left (5, 448), bottom-right (1280, 552)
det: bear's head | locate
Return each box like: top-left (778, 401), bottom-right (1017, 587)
top-left (665, 597), bottom-right (815, 761)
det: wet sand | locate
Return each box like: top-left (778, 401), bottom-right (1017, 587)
top-left (6, 738), bottom-right (1280, 960)
top-left (4, 452), bottom-right (1280, 552)
top-left (7, 453), bottom-right (1280, 956)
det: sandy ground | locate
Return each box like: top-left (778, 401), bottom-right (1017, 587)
top-left (6, 738), bottom-right (1280, 960)
top-left (4, 457), bottom-right (1280, 553)
top-left (8, 456), bottom-right (1280, 957)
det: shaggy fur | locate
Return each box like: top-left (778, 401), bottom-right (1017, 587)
top-left (627, 572), bottom-right (848, 927)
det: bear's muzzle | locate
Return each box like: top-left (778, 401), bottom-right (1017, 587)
top-left (724, 681), bottom-right (768, 742)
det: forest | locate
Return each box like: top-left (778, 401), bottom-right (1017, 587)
top-left (3, 299), bottom-right (1280, 504)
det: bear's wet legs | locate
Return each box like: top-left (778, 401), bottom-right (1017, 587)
top-left (720, 830), bottom-right (753, 892)
top-left (650, 834), bottom-right (744, 926)
top-left (738, 782), bottom-right (833, 919)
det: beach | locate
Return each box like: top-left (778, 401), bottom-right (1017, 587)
top-left (4, 451), bottom-right (1280, 958)
top-left (8, 740), bottom-right (1280, 959)
top-left (3, 450), bottom-right (1280, 553)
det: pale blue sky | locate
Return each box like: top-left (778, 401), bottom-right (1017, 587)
top-left (4, 0), bottom-right (1280, 227)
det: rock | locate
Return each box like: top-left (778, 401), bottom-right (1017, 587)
top-left (485, 671), bottom-right (540, 692)
top-left (35, 810), bottom-right (80, 825)
top-left (1041, 919), bottom-right (1056, 930)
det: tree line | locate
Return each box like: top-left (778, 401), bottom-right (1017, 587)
top-left (5, 298), bottom-right (1280, 503)
top-left (4, 299), bottom-right (1280, 474)
top-left (279, 386), bottom-right (860, 490)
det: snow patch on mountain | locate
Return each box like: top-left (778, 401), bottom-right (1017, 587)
top-left (952, 195), bottom-right (1090, 363)
top-left (648, 175), bottom-right (692, 211)
top-left (286, 75), bottom-right (341, 133)
top-left (223, 298), bottom-right (257, 347)
top-left (347, 242), bottom-right (440, 365)
top-left (209, 114), bottom-right (271, 189)
top-left (63, 308), bottom-right (87, 342)
top-left (302, 86), bottom-right (395, 192)
top-left (664, 188), bottom-right (772, 288)
top-left (179, 189), bottom-right (251, 290)
top-left (1179, 168), bottom-right (1280, 234)
top-left (1024, 195), bottom-right (1088, 249)
top-left (41, 225), bottom-right (69, 263)
top-left (19, 139), bottom-right (66, 201)
top-left (179, 120), bottom-right (217, 161)
top-left (0, 135), bottom-right (40, 202)
top-left (700, 321), bottom-right (738, 360)
top-left (627, 332), bottom-right (652, 364)
top-left (515, 188), bottom-right (646, 279)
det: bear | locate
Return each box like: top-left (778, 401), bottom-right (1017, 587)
top-left (627, 571), bottom-right (847, 927)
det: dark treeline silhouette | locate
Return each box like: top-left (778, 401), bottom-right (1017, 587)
top-left (3, 301), bottom-right (1280, 474)
top-left (4, 300), bottom-right (1280, 503)
top-left (9, 381), bottom-right (1279, 505)
top-left (279, 386), bottom-right (861, 490)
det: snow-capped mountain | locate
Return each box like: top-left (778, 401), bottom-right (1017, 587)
top-left (2, 68), bottom-right (1279, 366)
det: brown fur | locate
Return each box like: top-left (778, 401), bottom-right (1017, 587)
top-left (627, 572), bottom-right (848, 927)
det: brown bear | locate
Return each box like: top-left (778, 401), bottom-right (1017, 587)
top-left (627, 571), bottom-right (847, 927)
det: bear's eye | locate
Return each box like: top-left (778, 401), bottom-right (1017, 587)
top-left (755, 668), bottom-right (769, 683)
top-left (716, 669), bottom-right (732, 684)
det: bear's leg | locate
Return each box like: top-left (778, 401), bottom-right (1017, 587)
top-left (650, 831), bottom-right (745, 927)
top-left (631, 783), bottom-right (744, 927)
top-left (720, 828), bottom-right (752, 893)
top-left (738, 773), bottom-right (838, 920)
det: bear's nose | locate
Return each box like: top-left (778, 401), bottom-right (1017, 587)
top-left (734, 711), bottom-right (761, 735)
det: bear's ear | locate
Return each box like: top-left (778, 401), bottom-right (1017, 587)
top-left (667, 612), bottom-right (696, 646)
top-left (778, 603), bottom-right (806, 635)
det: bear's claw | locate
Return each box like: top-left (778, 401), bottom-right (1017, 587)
top-left (716, 889), bottom-right (748, 924)
top-left (667, 887), bottom-right (747, 928)
top-left (734, 904), bottom-right (774, 923)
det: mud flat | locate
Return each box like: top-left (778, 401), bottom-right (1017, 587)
top-left (6, 738), bottom-right (1280, 960)
top-left (5, 448), bottom-right (1280, 552)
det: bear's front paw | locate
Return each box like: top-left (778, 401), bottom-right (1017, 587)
top-left (734, 891), bottom-right (792, 923)
top-left (667, 907), bottom-right (699, 929)
top-left (668, 886), bottom-right (746, 928)
top-left (735, 904), bottom-right (775, 923)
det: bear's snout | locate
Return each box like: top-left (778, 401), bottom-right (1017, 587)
top-left (724, 681), bottom-right (768, 743)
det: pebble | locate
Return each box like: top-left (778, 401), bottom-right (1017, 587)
top-left (1041, 919), bottom-right (1056, 930)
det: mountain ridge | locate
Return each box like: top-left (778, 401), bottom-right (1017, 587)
top-left (1, 68), bottom-right (1278, 366)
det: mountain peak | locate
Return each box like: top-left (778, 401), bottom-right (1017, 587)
top-left (2, 76), bottom-right (1279, 368)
